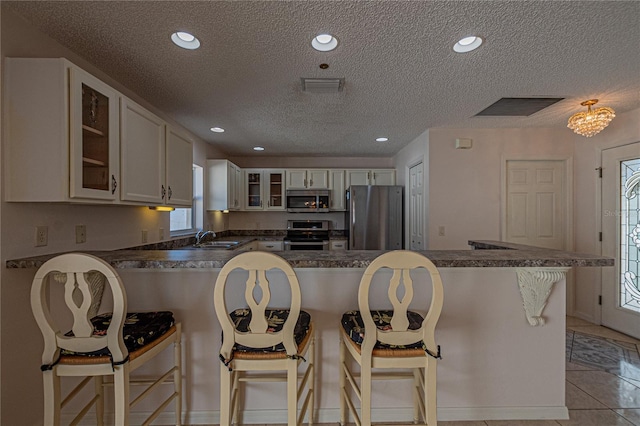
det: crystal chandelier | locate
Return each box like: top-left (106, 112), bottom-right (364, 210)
top-left (567, 99), bottom-right (616, 137)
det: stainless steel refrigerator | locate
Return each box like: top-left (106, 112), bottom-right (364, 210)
top-left (345, 185), bottom-right (404, 250)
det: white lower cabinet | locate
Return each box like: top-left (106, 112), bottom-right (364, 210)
top-left (242, 241), bottom-right (258, 252)
top-left (257, 241), bottom-right (284, 251)
top-left (330, 240), bottom-right (347, 250)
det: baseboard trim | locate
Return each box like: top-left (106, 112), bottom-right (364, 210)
top-left (64, 405), bottom-right (569, 424)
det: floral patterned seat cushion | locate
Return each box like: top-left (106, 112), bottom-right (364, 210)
top-left (229, 308), bottom-right (311, 354)
top-left (62, 311), bottom-right (175, 357)
top-left (341, 309), bottom-right (425, 350)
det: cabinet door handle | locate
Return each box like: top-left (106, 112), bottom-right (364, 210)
top-left (310, 179), bottom-right (314, 187)
top-left (168, 186), bottom-right (172, 200)
top-left (304, 178), bottom-right (307, 187)
top-left (161, 185), bottom-right (166, 200)
top-left (111, 175), bottom-right (117, 194)
top-left (260, 200), bottom-right (263, 207)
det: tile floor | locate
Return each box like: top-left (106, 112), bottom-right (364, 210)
top-left (201, 317), bottom-right (640, 425)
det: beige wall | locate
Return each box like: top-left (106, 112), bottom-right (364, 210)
top-left (0, 9), bottom-right (223, 424)
top-left (2, 4), bottom-right (639, 425)
top-left (572, 107), bottom-right (640, 322)
top-left (427, 127), bottom-right (575, 250)
top-left (392, 129), bottom-right (429, 248)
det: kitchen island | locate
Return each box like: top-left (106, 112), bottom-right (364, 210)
top-left (7, 241), bottom-right (612, 424)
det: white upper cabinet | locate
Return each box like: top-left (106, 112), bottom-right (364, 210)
top-left (120, 100), bottom-right (193, 207)
top-left (207, 160), bottom-right (241, 211)
top-left (346, 169), bottom-right (396, 187)
top-left (244, 169), bottom-right (285, 211)
top-left (165, 127), bottom-right (193, 207)
top-left (329, 169), bottom-right (346, 211)
top-left (286, 169), bottom-right (329, 189)
top-left (120, 97), bottom-right (166, 204)
top-left (371, 169), bottom-right (396, 185)
top-left (4, 57), bottom-right (193, 206)
top-left (5, 58), bottom-right (120, 202)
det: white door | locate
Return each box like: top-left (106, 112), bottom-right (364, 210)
top-left (505, 160), bottom-right (566, 249)
top-left (602, 142), bottom-right (640, 338)
top-left (409, 162), bottom-right (424, 250)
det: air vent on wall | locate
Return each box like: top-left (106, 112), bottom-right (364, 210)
top-left (475, 97), bottom-right (564, 116)
top-left (301, 77), bottom-right (344, 93)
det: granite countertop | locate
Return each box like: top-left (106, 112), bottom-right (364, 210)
top-left (6, 240), bottom-right (613, 270)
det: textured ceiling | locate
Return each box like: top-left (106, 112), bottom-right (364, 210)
top-left (4, 1), bottom-right (640, 157)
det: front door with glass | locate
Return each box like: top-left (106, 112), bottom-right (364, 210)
top-left (602, 142), bottom-right (640, 338)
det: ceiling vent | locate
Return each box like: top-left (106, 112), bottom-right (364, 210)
top-left (475, 97), bottom-right (564, 116)
top-left (301, 77), bottom-right (344, 93)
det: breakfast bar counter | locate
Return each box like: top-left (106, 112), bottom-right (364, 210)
top-left (6, 242), bottom-right (612, 424)
top-left (6, 239), bottom-right (612, 269)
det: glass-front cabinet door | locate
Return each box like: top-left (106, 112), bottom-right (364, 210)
top-left (243, 169), bottom-right (285, 211)
top-left (266, 170), bottom-right (285, 211)
top-left (69, 67), bottom-right (119, 200)
top-left (245, 170), bottom-right (263, 210)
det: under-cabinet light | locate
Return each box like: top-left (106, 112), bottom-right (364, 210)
top-left (149, 206), bottom-right (175, 212)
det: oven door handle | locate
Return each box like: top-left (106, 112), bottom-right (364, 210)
top-left (284, 241), bottom-right (330, 246)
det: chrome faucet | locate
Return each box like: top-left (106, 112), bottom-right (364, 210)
top-left (195, 229), bottom-right (216, 244)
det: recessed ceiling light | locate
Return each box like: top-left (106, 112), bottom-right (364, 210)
top-left (210, 127), bottom-right (225, 133)
top-left (376, 137), bottom-right (389, 142)
top-left (253, 146), bottom-right (265, 151)
top-left (453, 36), bottom-right (483, 53)
top-left (312, 34), bottom-right (338, 52)
top-left (171, 31), bottom-right (200, 50)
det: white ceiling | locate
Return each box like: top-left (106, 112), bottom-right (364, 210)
top-left (4, 1), bottom-right (640, 158)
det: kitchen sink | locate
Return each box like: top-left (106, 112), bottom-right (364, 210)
top-left (194, 241), bottom-right (240, 249)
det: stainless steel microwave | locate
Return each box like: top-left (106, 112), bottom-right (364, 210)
top-left (286, 189), bottom-right (330, 213)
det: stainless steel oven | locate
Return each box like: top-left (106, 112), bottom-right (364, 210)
top-left (283, 220), bottom-right (330, 250)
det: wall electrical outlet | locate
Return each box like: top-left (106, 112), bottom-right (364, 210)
top-left (438, 226), bottom-right (446, 237)
top-left (159, 228), bottom-right (165, 240)
top-left (141, 229), bottom-right (148, 244)
top-left (35, 226), bottom-right (48, 247)
top-left (75, 225), bottom-right (86, 244)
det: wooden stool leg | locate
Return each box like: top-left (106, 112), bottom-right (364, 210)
top-left (360, 359), bottom-right (372, 426)
top-left (413, 368), bottom-right (421, 424)
top-left (113, 365), bottom-right (130, 426)
top-left (287, 361), bottom-right (298, 425)
top-left (339, 337), bottom-right (347, 426)
top-left (425, 359), bottom-right (437, 425)
top-left (309, 335), bottom-right (315, 425)
top-left (232, 371), bottom-right (241, 425)
top-left (174, 331), bottom-right (182, 426)
top-left (94, 375), bottom-right (104, 426)
top-left (219, 364), bottom-right (232, 426)
top-left (43, 370), bottom-right (61, 426)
